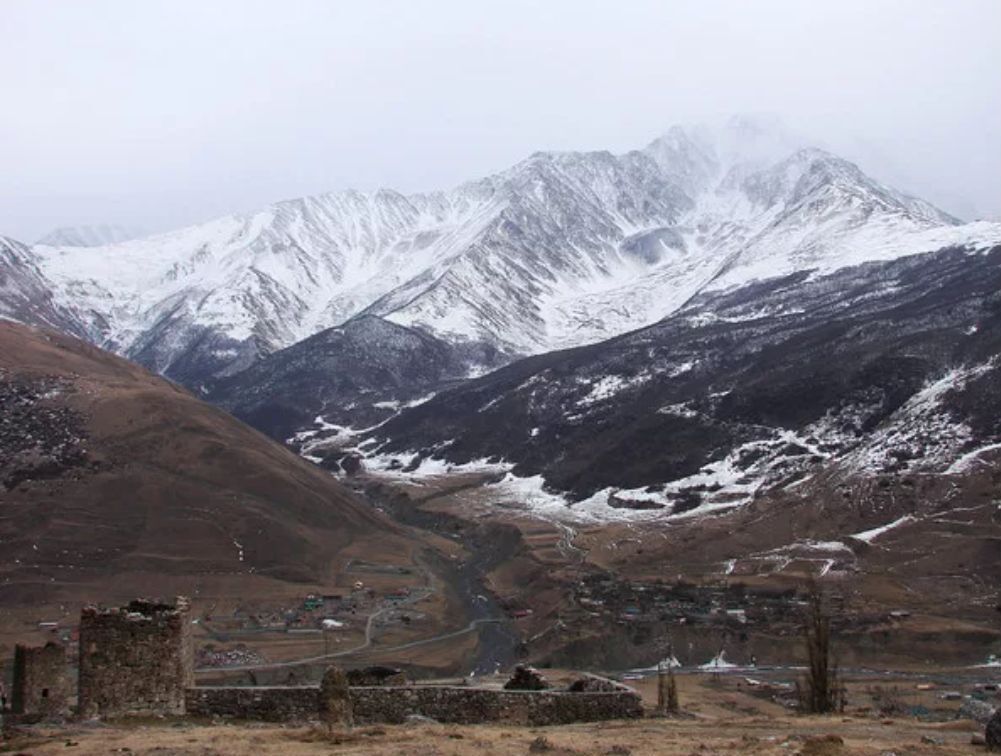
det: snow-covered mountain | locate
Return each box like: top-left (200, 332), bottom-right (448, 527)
top-left (35, 224), bottom-right (144, 248)
top-left (342, 242), bottom-right (1001, 523)
top-left (0, 236), bottom-right (87, 338)
top-left (24, 118), bottom-right (1001, 384)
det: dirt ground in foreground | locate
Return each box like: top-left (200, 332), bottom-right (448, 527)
top-left (4, 671), bottom-right (995, 754)
top-left (3, 715), bottom-right (987, 755)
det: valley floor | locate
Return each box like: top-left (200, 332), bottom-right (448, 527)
top-left (339, 466), bottom-right (1001, 674)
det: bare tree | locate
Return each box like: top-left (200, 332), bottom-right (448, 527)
top-left (799, 581), bottom-right (844, 714)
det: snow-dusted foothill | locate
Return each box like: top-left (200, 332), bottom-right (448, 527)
top-left (358, 242), bottom-right (1001, 521)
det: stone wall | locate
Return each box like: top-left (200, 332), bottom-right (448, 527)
top-left (78, 597), bottom-right (193, 718)
top-left (186, 686), bottom-right (319, 722)
top-left (185, 682), bottom-right (643, 725)
top-left (11, 642), bottom-right (69, 718)
top-left (351, 685), bottom-right (644, 725)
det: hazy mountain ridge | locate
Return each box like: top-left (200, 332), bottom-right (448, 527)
top-left (36, 223), bottom-right (144, 247)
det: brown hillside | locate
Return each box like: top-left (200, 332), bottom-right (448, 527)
top-left (0, 320), bottom-right (416, 609)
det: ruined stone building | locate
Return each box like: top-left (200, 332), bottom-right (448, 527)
top-left (77, 597), bottom-right (193, 718)
top-left (11, 641), bottom-right (70, 718)
top-left (5, 596), bottom-right (644, 727)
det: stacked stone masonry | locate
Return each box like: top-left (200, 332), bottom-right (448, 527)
top-left (185, 686), bottom-right (319, 722)
top-left (11, 642), bottom-right (69, 718)
top-left (78, 597), bottom-right (193, 718)
top-left (185, 682), bottom-right (643, 725)
top-left (6, 598), bottom-right (644, 727)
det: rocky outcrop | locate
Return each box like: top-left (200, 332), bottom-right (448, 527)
top-left (567, 674), bottom-right (625, 693)
top-left (504, 665), bottom-right (550, 691)
top-left (607, 494), bottom-right (665, 511)
top-left (960, 698), bottom-right (997, 725)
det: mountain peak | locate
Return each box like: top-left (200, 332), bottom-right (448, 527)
top-left (19, 123), bottom-right (995, 385)
top-left (640, 115), bottom-right (817, 195)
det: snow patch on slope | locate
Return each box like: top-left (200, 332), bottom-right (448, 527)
top-left (851, 515), bottom-right (915, 544)
top-left (841, 360), bottom-right (997, 475)
top-left (576, 373), bottom-right (652, 407)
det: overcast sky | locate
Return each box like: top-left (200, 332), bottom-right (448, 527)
top-left (2, 0), bottom-right (999, 241)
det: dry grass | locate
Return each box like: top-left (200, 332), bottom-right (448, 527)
top-left (3, 714), bottom-right (985, 755)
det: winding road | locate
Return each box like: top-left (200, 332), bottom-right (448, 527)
top-left (195, 479), bottom-right (520, 676)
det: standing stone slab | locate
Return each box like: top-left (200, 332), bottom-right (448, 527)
top-left (319, 665), bottom-right (353, 727)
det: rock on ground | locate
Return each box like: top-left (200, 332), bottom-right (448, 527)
top-left (987, 708), bottom-right (1001, 751)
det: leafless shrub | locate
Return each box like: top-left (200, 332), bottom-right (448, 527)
top-left (866, 685), bottom-right (906, 716)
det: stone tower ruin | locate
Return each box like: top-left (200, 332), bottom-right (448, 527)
top-left (77, 597), bottom-right (193, 718)
top-left (11, 641), bottom-right (70, 718)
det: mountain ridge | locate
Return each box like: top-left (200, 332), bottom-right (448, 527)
top-left (16, 118), bottom-right (997, 387)
top-left (332, 242), bottom-right (1001, 522)
top-left (35, 223), bottom-right (144, 247)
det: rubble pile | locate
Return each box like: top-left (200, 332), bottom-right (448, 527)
top-left (346, 665), bottom-right (407, 686)
top-left (196, 646), bottom-right (266, 668)
top-left (504, 664), bottom-right (550, 691)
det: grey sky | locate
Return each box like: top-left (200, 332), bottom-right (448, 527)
top-left (2, 0), bottom-right (999, 241)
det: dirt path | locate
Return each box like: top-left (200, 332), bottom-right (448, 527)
top-left (194, 477), bottom-right (520, 677)
top-left (194, 561), bottom-right (439, 674)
